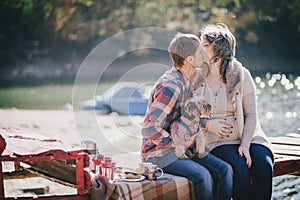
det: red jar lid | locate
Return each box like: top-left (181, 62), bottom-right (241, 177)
top-left (97, 153), bottom-right (105, 160)
top-left (104, 156), bottom-right (112, 162)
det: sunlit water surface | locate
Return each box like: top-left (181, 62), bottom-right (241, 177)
top-left (255, 73), bottom-right (300, 200)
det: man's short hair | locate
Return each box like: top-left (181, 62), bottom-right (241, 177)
top-left (168, 33), bottom-right (200, 69)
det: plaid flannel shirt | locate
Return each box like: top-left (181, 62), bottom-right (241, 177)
top-left (141, 67), bottom-right (187, 160)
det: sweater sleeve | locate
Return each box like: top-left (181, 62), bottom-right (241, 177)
top-left (240, 69), bottom-right (257, 148)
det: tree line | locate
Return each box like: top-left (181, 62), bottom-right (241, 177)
top-left (0, 0), bottom-right (299, 73)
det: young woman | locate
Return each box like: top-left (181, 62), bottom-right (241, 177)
top-left (199, 23), bottom-right (274, 200)
top-left (141, 33), bottom-right (233, 200)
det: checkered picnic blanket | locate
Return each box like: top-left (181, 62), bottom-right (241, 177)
top-left (91, 173), bottom-right (194, 200)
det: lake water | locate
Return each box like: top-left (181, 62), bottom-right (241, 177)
top-left (254, 73), bottom-right (300, 200)
top-left (0, 72), bottom-right (299, 199)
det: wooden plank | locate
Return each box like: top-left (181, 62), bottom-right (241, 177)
top-left (270, 135), bottom-right (300, 177)
top-left (272, 144), bottom-right (300, 156)
top-left (269, 136), bottom-right (300, 146)
top-left (270, 135), bottom-right (300, 157)
top-left (274, 158), bottom-right (300, 176)
top-left (0, 162), bottom-right (4, 199)
top-left (76, 156), bottom-right (86, 195)
top-left (26, 160), bottom-right (77, 184)
top-left (274, 154), bottom-right (300, 162)
top-left (286, 133), bottom-right (300, 138)
top-left (3, 169), bottom-right (40, 180)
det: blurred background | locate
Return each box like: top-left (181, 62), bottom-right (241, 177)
top-left (0, 0), bottom-right (299, 108)
top-left (0, 1), bottom-right (299, 199)
top-left (0, 0), bottom-right (299, 86)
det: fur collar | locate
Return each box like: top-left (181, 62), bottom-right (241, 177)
top-left (197, 58), bottom-right (244, 100)
top-left (225, 58), bottom-right (243, 100)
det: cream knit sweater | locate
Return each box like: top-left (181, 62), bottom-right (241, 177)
top-left (200, 59), bottom-right (273, 154)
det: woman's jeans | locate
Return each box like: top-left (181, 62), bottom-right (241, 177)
top-left (147, 150), bottom-right (233, 200)
top-left (211, 143), bottom-right (274, 200)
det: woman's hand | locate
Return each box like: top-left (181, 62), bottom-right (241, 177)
top-left (206, 119), bottom-right (232, 139)
top-left (238, 145), bottom-right (252, 168)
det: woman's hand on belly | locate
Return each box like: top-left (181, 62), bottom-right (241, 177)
top-left (206, 118), bottom-right (233, 139)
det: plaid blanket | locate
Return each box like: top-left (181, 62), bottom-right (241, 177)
top-left (91, 173), bottom-right (194, 200)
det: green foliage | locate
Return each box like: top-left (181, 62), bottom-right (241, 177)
top-left (0, 0), bottom-right (299, 70)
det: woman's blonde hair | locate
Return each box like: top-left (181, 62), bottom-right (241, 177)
top-left (200, 23), bottom-right (236, 83)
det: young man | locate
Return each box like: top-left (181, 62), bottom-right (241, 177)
top-left (141, 33), bottom-right (233, 200)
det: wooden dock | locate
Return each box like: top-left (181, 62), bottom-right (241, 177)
top-left (0, 128), bottom-right (300, 199)
top-left (0, 128), bottom-right (90, 200)
top-left (270, 133), bottom-right (300, 177)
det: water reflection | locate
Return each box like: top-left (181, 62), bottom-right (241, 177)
top-left (256, 73), bottom-right (299, 136)
top-left (257, 73), bottom-right (300, 200)
top-left (255, 76), bottom-right (262, 83)
top-left (285, 111), bottom-right (297, 118)
top-left (266, 112), bottom-right (273, 119)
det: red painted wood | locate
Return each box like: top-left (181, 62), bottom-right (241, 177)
top-left (274, 156), bottom-right (300, 176)
top-left (0, 128), bottom-right (90, 199)
top-left (4, 194), bottom-right (91, 200)
top-left (0, 162), bottom-right (4, 199)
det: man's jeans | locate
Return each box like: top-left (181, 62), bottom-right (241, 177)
top-left (147, 150), bottom-right (233, 200)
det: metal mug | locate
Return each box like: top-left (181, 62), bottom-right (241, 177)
top-left (81, 140), bottom-right (98, 169)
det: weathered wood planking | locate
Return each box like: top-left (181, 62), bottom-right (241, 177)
top-left (270, 135), bottom-right (300, 146)
top-left (1, 128), bottom-right (300, 200)
top-left (0, 128), bottom-right (90, 199)
top-left (270, 135), bottom-right (300, 177)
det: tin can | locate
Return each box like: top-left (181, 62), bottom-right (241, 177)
top-left (81, 140), bottom-right (98, 170)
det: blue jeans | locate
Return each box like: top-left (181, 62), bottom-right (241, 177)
top-left (211, 144), bottom-right (274, 200)
top-left (147, 150), bottom-right (233, 200)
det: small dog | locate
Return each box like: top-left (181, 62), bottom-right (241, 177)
top-left (170, 70), bottom-right (211, 159)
